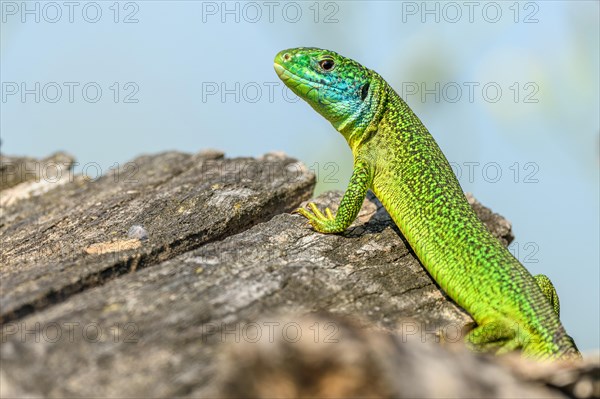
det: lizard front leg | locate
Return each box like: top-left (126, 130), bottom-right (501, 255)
top-left (295, 159), bottom-right (373, 233)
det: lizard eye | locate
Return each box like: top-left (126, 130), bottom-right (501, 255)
top-left (319, 59), bottom-right (335, 71)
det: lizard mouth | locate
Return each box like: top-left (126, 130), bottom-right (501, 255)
top-left (274, 63), bottom-right (317, 86)
top-left (273, 63), bottom-right (288, 80)
top-left (274, 62), bottom-right (344, 96)
top-left (274, 62), bottom-right (324, 102)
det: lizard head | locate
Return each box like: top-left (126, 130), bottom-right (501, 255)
top-left (274, 47), bottom-right (378, 136)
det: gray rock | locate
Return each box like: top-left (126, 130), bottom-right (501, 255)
top-left (0, 151), bottom-right (314, 324)
top-left (211, 314), bottom-right (563, 398)
top-left (0, 151), bottom-right (75, 191)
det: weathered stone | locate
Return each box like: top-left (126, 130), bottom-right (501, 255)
top-left (211, 314), bottom-right (563, 398)
top-left (0, 151), bottom-right (314, 324)
top-left (0, 151), bottom-right (75, 192)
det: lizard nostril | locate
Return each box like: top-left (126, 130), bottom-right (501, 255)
top-left (282, 53), bottom-right (291, 62)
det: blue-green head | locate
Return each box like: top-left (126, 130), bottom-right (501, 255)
top-left (274, 47), bottom-right (380, 138)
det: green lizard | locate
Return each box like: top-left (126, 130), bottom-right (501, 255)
top-left (274, 47), bottom-right (580, 360)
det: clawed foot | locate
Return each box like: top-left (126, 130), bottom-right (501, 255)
top-left (293, 202), bottom-right (341, 233)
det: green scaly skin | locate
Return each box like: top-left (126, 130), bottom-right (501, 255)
top-left (274, 47), bottom-right (581, 360)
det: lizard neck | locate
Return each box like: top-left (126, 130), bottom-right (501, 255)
top-left (334, 72), bottom-right (389, 155)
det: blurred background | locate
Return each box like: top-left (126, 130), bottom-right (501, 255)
top-left (1, 1), bottom-right (598, 351)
